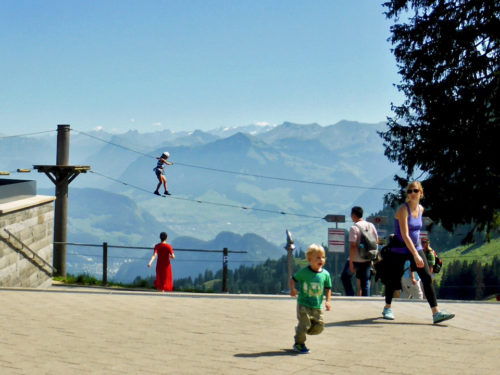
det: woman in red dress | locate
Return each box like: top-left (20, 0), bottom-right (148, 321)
top-left (147, 232), bottom-right (175, 291)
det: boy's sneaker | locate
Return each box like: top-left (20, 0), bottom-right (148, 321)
top-left (293, 343), bottom-right (310, 354)
top-left (164, 191), bottom-right (171, 195)
top-left (153, 191), bottom-right (161, 196)
top-left (382, 307), bottom-right (395, 320)
top-left (433, 310), bottom-right (455, 324)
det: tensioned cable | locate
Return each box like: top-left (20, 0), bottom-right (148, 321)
top-left (67, 252), bottom-right (228, 262)
top-left (71, 129), bottom-right (154, 158)
top-left (89, 170), bottom-right (324, 220)
top-left (73, 128), bottom-right (394, 191)
top-left (67, 249), bottom-right (497, 260)
top-left (68, 250), bottom-right (500, 264)
top-left (0, 129), bottom-right (56, 139)
top-left (68, 252), bottom-right (267, 263)
top-left (56, 242), bottom-right (246, 253)
top-left (168, 162), bottom-right (394, 191)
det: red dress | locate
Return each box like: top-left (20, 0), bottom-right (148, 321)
top-left (153, 242), bottom-right (174, 291)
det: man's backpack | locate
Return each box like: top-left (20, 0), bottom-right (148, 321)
top-left (433, 250), bottom-right (442, 273)
top-left (354, 223), bottom-right (378, 261)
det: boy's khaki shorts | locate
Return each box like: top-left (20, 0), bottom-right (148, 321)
top-left (294, 304), bottom-right (324, 344)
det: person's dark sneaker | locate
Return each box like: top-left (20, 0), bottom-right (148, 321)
top-left (153, 191), bottom-right (161, 196)
top-left (293, 343), bottom-right (310, 354)
top-left (164, 190), bottom-right (171, 195)
top-left (382, 307), bottom-right (395, 320)
top-left (433, 310), bottom-right (455, 324)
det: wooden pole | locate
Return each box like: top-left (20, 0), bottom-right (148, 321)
top-left (102, 242), bottom-right (108, 286)
top-left (287, 249), bottom-right (293, 282)
top-left (222, 247), bottom-right (228, 292)
top-left (53, 124), bottom-right (70, 276)
top-left (34, 137), bottom-right (90, 278)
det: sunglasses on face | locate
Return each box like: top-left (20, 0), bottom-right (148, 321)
top-left (407, 189), bottom-right (420, 194)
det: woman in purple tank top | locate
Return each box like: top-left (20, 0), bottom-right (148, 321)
top-left (382, 181), bottom-right (455, 324)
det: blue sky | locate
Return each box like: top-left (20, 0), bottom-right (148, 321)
top-left (0, 0), bottom-right (402, 134)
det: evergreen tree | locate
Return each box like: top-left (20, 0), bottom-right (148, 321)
top-left (439, 259), bottom-right (463, 299)
top-left (471, 260), bottom-right (485, 300)
top-left (381, 0), bottom-right (500, 239)
top-left (483, 256), bottom-right (500, 297)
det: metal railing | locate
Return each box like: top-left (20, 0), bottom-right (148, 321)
top-left (54, 241), bottom-right (247, 292)
top-left (3, 229), bottom-right (57, 275)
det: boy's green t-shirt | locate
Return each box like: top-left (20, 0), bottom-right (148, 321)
top-left (292, 266), bottom-right (332, 309)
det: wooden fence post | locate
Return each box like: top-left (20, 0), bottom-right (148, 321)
top-left (102, 242), bottom-right (108, 286)
top-left (222, 247), bottom-right (228, 293)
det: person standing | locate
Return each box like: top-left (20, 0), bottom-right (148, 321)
top-left (382, 181), bottom-right (454, 324)
top-left (340, 260), bottom-right (364, 296)
top-left (289, 244), bottom-right (332, 354)
top-left (422, 238), bottom-right (436, 274)
top-left (341, 206), bottom-right (378, 296)
top-left (148, 232), bottom-right (175, 291)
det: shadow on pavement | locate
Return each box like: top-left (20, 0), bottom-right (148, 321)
top-left (234, 349), bottom-right (299, 358)
top-left (325, 317), bottom-right (432, 327)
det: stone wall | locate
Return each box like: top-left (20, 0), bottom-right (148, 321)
top-left (0, 196), bottom-right (55, 288)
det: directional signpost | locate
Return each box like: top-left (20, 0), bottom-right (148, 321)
top-left (328, 228), bottom-right (345, 253)
top-left (368, 215), bottom-right (388, 245)
top-left (369, 216), bottom-right (388, 226)
top-left (323, 214), bottom-right (346, 224)
top-left (324, 214), bottom-right (346, 279)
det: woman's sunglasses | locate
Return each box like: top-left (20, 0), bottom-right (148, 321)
top-left (407, 189), bottom-right (420, 194)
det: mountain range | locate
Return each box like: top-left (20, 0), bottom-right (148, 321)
top-left (1, 120), bottom-right (401, 282)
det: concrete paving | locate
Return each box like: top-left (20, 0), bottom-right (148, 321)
top-left (1, 286), bottom-right (499, 374)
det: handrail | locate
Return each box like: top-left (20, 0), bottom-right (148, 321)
top-left (54, 241), bottom-right (247, 291)
top-left (2, 228), bottom-right (57, 273)
top-left (53, 241), bottom-right (248, 254)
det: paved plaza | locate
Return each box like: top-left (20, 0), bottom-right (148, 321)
top-left (1, 286), bottom-right (499, 374)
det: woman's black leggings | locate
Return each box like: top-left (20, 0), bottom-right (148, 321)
top-left (384, 250), bottom-right (437, 308)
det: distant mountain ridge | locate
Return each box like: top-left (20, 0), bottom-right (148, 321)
top-left (2, 120), bottom-right (401, 282)
top-left (4, 119), bottom-right (400, 227)
top-left (207, 122), bottom-right (277, 137)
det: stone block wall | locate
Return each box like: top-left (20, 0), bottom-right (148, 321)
top-left (0, 196), bottom-right (55, 288)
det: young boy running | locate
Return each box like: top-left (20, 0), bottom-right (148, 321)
top-left (289, 244), bottom-right (332, 354)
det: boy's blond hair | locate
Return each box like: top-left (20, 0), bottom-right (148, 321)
top-left (306, 244), bottom-right (326, 260)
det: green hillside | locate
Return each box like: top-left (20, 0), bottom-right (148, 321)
top-left (435, 237), bottom-right (500, 285)
top-left (439, 237), bottom-right (500, 269)
top-left (436, 237), bottom-right (500, 300)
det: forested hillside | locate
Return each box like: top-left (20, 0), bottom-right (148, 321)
top-left (171, 248), bottom-right (385, 296)
top-left (437, 238), bottom-right (500, 300)
top-left (168, 238), bottom-right (500, 300)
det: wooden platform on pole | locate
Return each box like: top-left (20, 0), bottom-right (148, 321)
top-left (33, 124), bottom-right (90, 277)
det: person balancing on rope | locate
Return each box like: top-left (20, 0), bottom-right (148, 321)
top-left (153, 151), bottom-right (173, 196)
